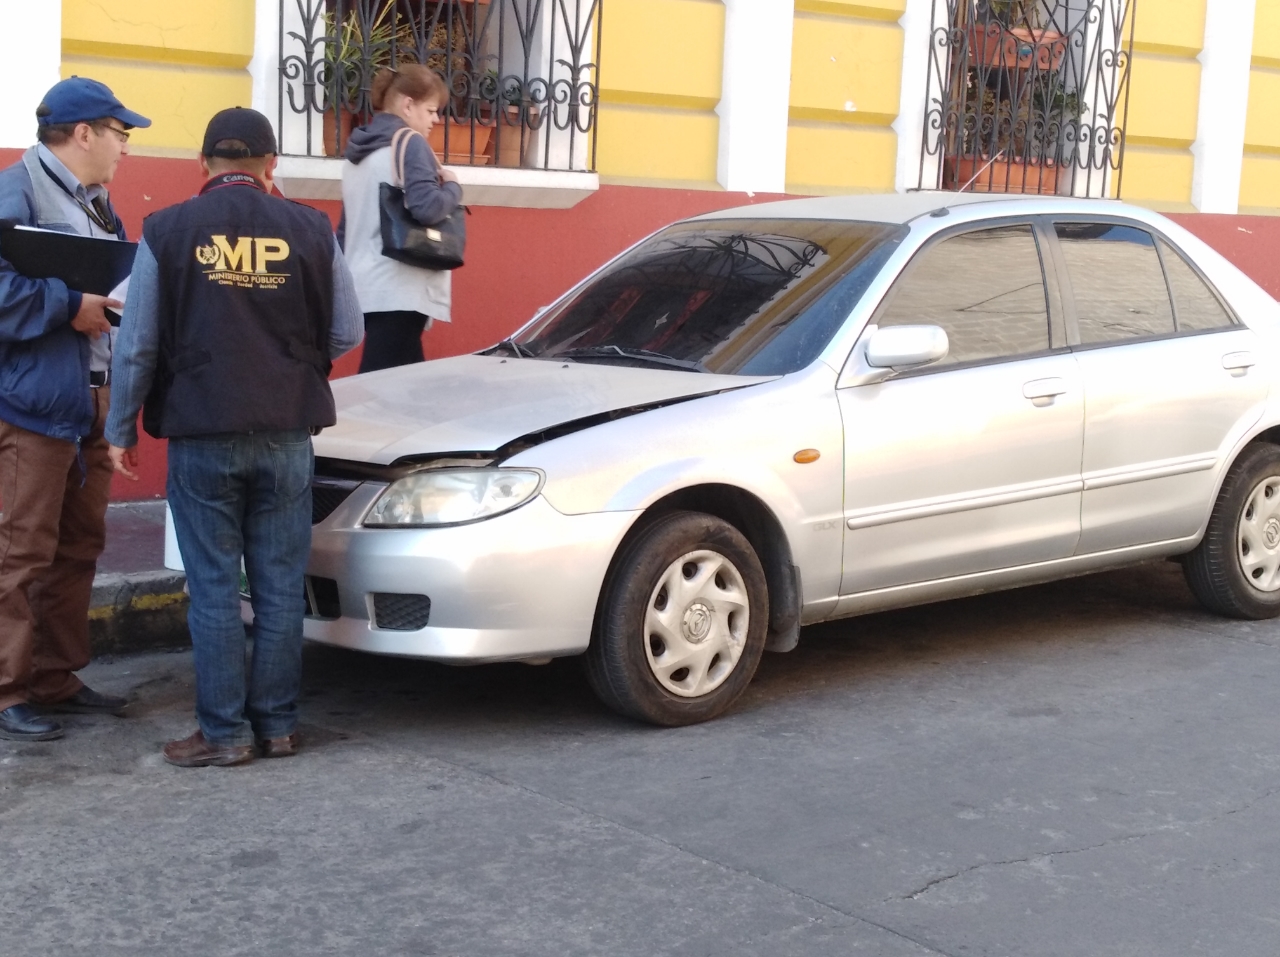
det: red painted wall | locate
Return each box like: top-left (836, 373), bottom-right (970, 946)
top-left (2, 147), bottom-right (1277, 501)
top-left (1168, 214), bottom-right (1280, 301)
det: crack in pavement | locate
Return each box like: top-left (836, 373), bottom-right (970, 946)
top-left (379, 741), bottom-right (964, 957)
top-left (899, 835), bottom-right (1146, 901)
top-left (896, 784), bottom-right (1280, 902)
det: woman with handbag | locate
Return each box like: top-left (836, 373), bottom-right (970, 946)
top-left (339, 64), bottom-right (463, 373)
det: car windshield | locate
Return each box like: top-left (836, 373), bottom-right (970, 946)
top-left (504, 218), bottom-right (906, 375)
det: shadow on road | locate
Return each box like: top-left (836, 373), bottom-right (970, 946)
top-left (296, 558), bottom-right (1217, 734)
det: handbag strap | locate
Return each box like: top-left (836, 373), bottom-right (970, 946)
top-left (390, 126), bottom-right (413, 189)
top-left (390, 126), bottom-right (446, 189)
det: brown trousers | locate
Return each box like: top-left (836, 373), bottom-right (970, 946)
top-left (0, 387), bottom-right (112, 711)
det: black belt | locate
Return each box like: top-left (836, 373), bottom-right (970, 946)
top-left (89, 370), bottom-right (108, 387)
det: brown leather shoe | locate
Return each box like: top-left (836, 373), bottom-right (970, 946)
top-left (258, 731), bottom-right (301, 759)
top-left (162, 730), bottom-right (254, 768)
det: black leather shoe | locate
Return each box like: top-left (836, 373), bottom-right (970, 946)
top-left (0, 704), bottom-right (64, 742)
top-left (37, 685), bottom-right (128, 716)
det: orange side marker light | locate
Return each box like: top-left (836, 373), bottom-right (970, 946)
top-left (793, 449), bottom-right (821, 464)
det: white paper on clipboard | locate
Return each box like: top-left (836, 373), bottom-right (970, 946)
top-left (105, 275), bottom-right (129, 324)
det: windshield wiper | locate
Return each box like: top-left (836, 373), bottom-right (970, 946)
top-left (556, 345), bottom-right (706, 372)
top-left (484, 337), bottom-right (534, 358)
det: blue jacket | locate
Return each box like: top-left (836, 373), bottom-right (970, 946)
top-left (0, 148), bottom-right (125, 442)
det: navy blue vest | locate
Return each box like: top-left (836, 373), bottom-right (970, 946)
top-left (141, 173), bottom-right (336, 438)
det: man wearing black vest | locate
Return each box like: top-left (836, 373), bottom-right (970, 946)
top-left (105, 108), bottom-right (363, 767)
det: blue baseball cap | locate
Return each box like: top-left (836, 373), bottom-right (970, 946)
top-left (36, 76), bottom-right (151, 129)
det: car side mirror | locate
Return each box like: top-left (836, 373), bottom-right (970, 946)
top-left (864, 325), bottom-right (949, 371)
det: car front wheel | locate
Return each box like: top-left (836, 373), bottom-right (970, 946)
top-left (1184, 442), bottom-right (1280, 619)
top-left (586, 511), bottom-right (769, 726)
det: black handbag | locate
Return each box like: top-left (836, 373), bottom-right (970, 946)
top-left (379, 126), bottom-right (466, 270)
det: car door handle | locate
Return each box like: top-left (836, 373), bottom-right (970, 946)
top-left (1223, 352), bottom-right (1255, 376)
top-left (1022, 377), bottom-right (1068, 402)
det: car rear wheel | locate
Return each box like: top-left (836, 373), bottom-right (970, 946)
top-left (586, 511), bottom-right (768, 726)
top-left (1184, 443), bottom-right (1280, 619)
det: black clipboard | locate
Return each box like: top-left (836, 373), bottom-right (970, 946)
top-left (0, 225), bottom-right (137, 298)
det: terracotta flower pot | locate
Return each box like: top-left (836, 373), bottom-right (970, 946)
top-left (321, 107), bottom-right (359, 158)
top-left (968, 23), bottom-right (1067, 73)
top-left (428, 119), bottom-right (492, 165)
top-left (944, 154), bottom-right (1062, 195)
top-left (484, 105), bottom-right (541, 168)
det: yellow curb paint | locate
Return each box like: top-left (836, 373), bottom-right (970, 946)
top-left (130, 593), bottom-right (188, 612)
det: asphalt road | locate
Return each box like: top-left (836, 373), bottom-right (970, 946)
top-left (3, 559), bottom-right (1279, 957)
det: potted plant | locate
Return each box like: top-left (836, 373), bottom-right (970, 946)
top-left (318, 3), bottom-right (494, 164)
top-left (429, 118), bottom-right (493, 165)
top-left (967, 0), bottom-right (1067, 75)
top-left (476, 70), bottom-right (541, 168)
top-left (427, 59), bottom-right (493, 166)
top-left (321, 3), bottom-right (415, 155)
top-left (943, 74), bottom-right (1083, 194)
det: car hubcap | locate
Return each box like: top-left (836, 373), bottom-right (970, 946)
top-left (1238, 475), bottom-right (1280, 592)
top-left (644, 549), bottom-right (749, 698)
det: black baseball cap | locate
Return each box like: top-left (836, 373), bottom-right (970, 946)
top-left (37, 76), bottom-right (151, 129)
top-left (201, 107), bottom-right (278, 158)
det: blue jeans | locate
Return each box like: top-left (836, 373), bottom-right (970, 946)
top-left (167, 430), bottom-right (313, 747)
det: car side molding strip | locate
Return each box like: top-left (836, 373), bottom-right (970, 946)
top-left (846, 476), bottom-right (1083, 530)
top-left (1081, 453), bottom-right (1218, 491)
top-left (845, 453), bottom-right (1220, 531)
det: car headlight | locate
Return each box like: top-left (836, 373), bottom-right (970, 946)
top-left (363, 468), bottom-right (543, 528)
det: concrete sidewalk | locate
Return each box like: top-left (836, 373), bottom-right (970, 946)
top-left (91, 500), bottom-right (189, 655)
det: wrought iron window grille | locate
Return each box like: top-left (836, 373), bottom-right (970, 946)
top-left (917, 0), bottom-right (1135, 197)
top-left (275, 0), bottom-right (601, 171)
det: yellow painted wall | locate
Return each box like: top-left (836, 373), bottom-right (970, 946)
top-left (786, 4), bottom-right (903, 194)
top-left (55, 0), bottom-right (1268, 212)
top-left (1241, 0), bottom-right (1280, 212)
top-left (61, 0), bottom-right (255, 153)
top-left (595, 0), bottom-right (724, 187)
top-left (1121, 0), bottom-right (1205, 209)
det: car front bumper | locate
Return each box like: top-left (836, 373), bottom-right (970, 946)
top-left (284, 483), bottom-right (638, 663)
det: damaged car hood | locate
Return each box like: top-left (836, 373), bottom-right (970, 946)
top-left (317, 354), bottom-right (770, 464)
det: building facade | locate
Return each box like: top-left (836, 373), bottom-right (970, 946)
top-left (0, 0), bottom-right (1276, 499)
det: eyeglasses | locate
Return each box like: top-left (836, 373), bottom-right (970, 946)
top-left (95, 123), bottom-right (130, 143)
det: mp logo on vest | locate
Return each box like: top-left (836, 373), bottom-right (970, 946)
top-left (194, 235), bottom-right (291, 289)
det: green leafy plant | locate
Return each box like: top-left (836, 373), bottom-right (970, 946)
top-left (321, 6), bottom-right (470, 107)
top-left (322, 4), bottom-right (416, 109)
top-left (480, 69), bottom-right (524, 109)
top-left (959, 67), bottom-right (1087, 163)
top-left (984, 0), bottom-right (1048, 28)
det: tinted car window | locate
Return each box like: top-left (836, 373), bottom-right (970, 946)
top-left (877, 225), bottom-right (1050, 367)
top-left (1159, 239), bottom-right (1236, 333)
top-left (506, 219), bottom-right (906, 375)
top-left (1055, 223), bottom-right (1174, 344)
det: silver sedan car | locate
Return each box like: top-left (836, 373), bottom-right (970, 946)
top-left (299, 191), bottom-right (1280, 726)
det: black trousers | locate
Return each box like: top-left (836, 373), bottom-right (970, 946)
top-left (358, 310), bottom-right (430, 374)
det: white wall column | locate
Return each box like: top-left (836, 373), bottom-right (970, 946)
top-left (248, 0), bottom-right (280, 120)
top-left (893, 0), bottom-right (937, 192)
top-left (250, 0), bottom-right (323, 158)
top-left (1191, 0), bottom-right (1257, 214)
top-left (0, 0), bottom-right (62, 149)
top-left (716, 0), bottom-right (794, 194)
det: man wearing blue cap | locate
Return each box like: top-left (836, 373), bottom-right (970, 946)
top-left (0, 77), bottom-right (150, 742)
